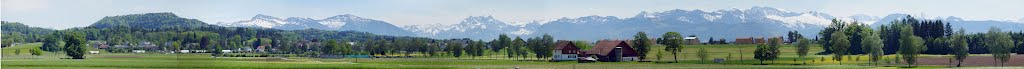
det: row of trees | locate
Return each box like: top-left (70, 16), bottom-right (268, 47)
top-left (819, 16), bottom-right (1020, 67)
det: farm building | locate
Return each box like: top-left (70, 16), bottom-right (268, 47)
top-left (735, 37), bottom-right (766, 44)
top-left (684, 36), bottom-right (700, 45)
top-left (551, 41), bottom-right (581, 61)
top-left (580, 40), bottom-right (639, 62)
top-left (769, 36), bottom-right (784, 44)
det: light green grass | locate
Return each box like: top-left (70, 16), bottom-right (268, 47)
top-left (3, 43), bottom-right (1013, 69)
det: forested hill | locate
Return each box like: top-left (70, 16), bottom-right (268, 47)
top-left (88, 12), bottom-right (213, 29)
top-left (2, 22), bottom-right (56, 35)
top-left (66, 12), bottom-right (436, 45)
top-left (1, 22), bottom-right (56, 44)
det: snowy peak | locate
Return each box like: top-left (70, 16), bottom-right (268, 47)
top-left (256, 14), bottom-right (284, 20)
top-left (324, 14), bottom-right (369, 21)
top-left (218, 14), bottom-right (415, 36)
top-left (317, 14), bottom-right (375, 29)
top-left (402, 15), bottom-right (541, 39)
top-left (216, 14), bottom-right (289, 28)
top-left (630, 7), bottom-right (832, 27)
top-left (285, 17), bottom-right (315, 22)
top-left (553, 15), bottom-right (620, 24)
top-left (848, 14), bottom-right (880, 21)
top-left (944, 16), bottom-right (964, 21)
top-left (460, 16), bottom-right (503, 25)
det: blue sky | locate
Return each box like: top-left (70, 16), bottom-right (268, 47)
top-left (3, 0), bottom-right (1023, 29)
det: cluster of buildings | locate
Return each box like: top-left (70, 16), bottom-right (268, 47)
top-left (89, 41), bottom-right (269, 54)
top-left (734, 36), bottom-right (784, 44)
top-left (551, 40), bottom-right (639, 62)
top-left (550, 36), bottom-right (785, 62)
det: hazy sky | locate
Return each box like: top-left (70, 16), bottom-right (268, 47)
top-left (3, 0), bottom-right (1023, 29)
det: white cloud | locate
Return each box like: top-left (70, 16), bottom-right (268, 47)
top-left (2, 0), bottom-right (49, 12)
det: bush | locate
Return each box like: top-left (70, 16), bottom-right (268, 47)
top-left (30, 49), bottom-right (43, 56)
top-left (14, 49), bottom-right (22, 55)
top-left (303, 52), bottom-right (321, 57)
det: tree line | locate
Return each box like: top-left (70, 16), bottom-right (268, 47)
top-left (817, 15), bottom-right (1022, 67)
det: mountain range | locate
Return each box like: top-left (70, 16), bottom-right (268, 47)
top-left (216, 14), bottom-right (416, 36)
top-left (215, 7), bottom-right (1024, 41)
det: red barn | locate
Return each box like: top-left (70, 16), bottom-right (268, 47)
top-left (581, 40), bottom-right (639, 62)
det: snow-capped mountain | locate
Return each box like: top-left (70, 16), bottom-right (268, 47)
top-left (218, 7), bottom-right (1023, 40)
top-left (216, 14), bottom-right (415, 36)
top-left (405, 7), bottom-right (838, 40)
top-left (217, 14), bottom-right (290, 28)
top-left (528, 7), bottom-right (833, 40)
top-left (403, 16), bottom-right (541, 39)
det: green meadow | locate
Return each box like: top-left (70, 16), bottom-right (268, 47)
top-left (2, 43), bottom-right (1019, 69)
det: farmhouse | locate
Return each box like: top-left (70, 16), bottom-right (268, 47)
top-left (551, 41), bottom-right (581, 61)
top-left (581, 40), bottom-right (639, 62)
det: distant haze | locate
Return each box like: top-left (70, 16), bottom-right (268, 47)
top-left (2, 0), bottom-right (1023, 29)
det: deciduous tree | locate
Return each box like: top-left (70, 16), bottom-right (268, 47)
top-left (985, 27), bottom-right (1013, 66)
top-left (950, 28), bottom-right (969, 67)
top-left (63, 32), bottom-right (87, 59)
top-left (659, 32), bottom-right (684, 62)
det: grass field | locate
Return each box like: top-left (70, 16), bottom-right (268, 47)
top-left (3, 42), bottom-right (1021, 69)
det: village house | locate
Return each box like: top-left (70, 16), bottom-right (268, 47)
top-left (92, 41), bottom-right (109, 49)
top-left (580, 40), bottom-right (639, 62)
top-left (550, 41), bottom-right (581, 61)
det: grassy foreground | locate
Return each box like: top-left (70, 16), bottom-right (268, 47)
top-left (2, 43), bottom-right (1018, 69)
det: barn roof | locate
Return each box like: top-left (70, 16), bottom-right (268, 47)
top-left (551, 41), bottom-right (577, 50)
top-left (585, 40), bottom-right (632, 56)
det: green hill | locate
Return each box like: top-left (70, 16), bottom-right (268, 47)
top-left (88, 12), bottom-right (212, 29)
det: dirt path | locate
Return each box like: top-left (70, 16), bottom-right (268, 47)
top-left (910, 54), bottom-right (1023, 66)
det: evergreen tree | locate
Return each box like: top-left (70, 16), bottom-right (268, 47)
top-left (789, 31), bottom-right (803, 43)
top-left (447, 41), bottom-right (464, 58)
top-left (495, 34), bottom-right (511, 52)
top-left (633, 31), bottom-right (652, 61)
top-left (40, 31), bottom-right (62, 52)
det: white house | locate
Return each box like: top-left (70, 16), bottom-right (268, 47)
top-left (179, 50), bottom-right (191, 53)
top-left (551, 41), bottom-right (581, 61)
top-left (89, 51), bottom-right (101, 54)
top-left (132, 50), bottom-right (146, 53)
top-left (221, 50), bottom-right (232, 53)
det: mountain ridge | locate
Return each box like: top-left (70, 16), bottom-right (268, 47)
top-left (214, 7), bottom-right (1024, 40)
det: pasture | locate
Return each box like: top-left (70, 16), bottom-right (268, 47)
top-left (2, 43), bottom-right (1020, 69)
